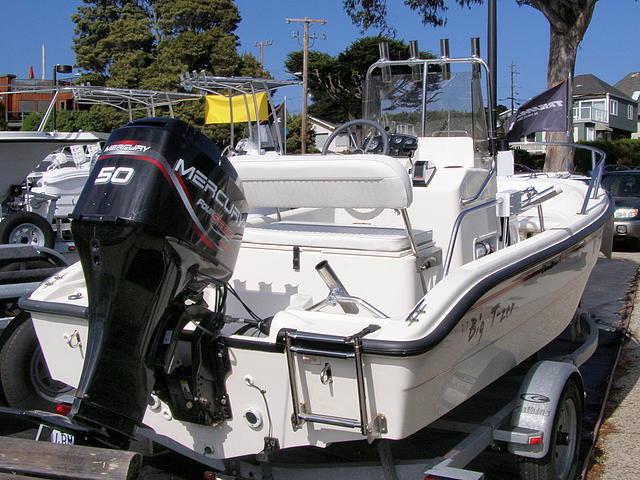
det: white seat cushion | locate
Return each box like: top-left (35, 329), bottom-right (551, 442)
top-left (232, 154), bottom-right (413, 209)
top-left (242, 221), bottom-right (432, 252)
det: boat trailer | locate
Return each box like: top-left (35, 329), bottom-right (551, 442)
top-left (0, 309), bottom-right (598, 480)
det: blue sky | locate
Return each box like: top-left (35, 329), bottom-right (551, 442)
top-left (2, 0), bottom-right (638, 112)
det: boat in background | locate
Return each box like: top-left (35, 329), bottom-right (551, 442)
top-left (0, 131), bottom-right (103, 249)
top-left (24, 143), bottom-right (101, 246)
top-left (0, 131), bottom-right (103, 215)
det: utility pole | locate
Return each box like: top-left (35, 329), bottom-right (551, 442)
top-left (285, 17), bottom-right (326, 154)
top-left (488, 0), bottom-right (497, 140)
top-left (507, 62), bottom-right (520, 112)
top-left (255, 40), bottom-right (273, 68)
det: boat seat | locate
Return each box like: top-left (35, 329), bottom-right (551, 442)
top-left (232, 154), bottom-right (412, 209)
top-left (242, 221), bottom-right (433, 252)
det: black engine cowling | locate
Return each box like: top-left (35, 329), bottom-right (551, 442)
top-left (69, 118), bottom-right (247, 446)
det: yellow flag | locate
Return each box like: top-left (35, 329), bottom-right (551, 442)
top-left (204, 92), bottom-right (269, 124)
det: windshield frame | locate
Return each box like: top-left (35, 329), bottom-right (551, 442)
top-left (363, 57), bottom-right (495, 146)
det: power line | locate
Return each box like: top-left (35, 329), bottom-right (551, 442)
top-left (285, 17), bottom-right (326, 154)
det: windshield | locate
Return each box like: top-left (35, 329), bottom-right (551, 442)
top-left (601, 174), bottom-right (640, 197)
top-left (363, 62), bottom-right (489, 155)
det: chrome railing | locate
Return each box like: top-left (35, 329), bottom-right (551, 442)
top-left (509, 141), bottom-right (607, 215)
top-left (443, 142), bottom-right (607, 276)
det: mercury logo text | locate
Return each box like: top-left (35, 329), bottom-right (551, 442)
top-left (103, 143), bottom-right (151, 153)
top-left (173, 158), bottom-right (242, 223)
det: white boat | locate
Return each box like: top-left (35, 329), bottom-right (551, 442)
top-left (0, 131), bottom-right (102, 207)
top-left (0, 131), bottom-right (102, 248)
top-left (27, 144), bottom-right (99, 217)
top-left (0, 84), bottom-right (199, 248)
top-left (21, 53), bottom-right (611, 478)
top-left (23, 144), bottom-right (101, 245)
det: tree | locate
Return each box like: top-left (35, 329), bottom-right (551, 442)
top-left (285, 113), bottom-right (317, 153)
top-left (73, 1), bottom-right (155, 88)
top-left (342, 0), bottom-right (604, 171)
top-left (21, 108), bottom-right (132, 133)
top-left (285, 36), bottom-right (433, 124)
top-left (68, 0), bottom-right (270, 137)
top-left (73, 0), bottom-right (256, 89)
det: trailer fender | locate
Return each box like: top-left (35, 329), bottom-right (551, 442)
top-left (508, 360), bottom-right (583, 459)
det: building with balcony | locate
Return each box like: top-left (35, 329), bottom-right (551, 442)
top-left (572, 74), bottom-right (637, 141)
top-left (0, 74), bottom-right (76, 130)
top-left (614, 72), bottom-right (640, 140)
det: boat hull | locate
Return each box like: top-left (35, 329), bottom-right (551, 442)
top-left (139, 227), bottom-right (602, 458)
top-left (28, 224), bottom-right (604, 459)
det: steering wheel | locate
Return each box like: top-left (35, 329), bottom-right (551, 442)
top-left (321, 119), bottom-right (390, 155)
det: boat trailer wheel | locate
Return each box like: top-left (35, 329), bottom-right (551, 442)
top-left (0, 313), bottom-right (74, 411)
top-left (321, 119), bottom-right (390, 156)
top-left (0, 212), bottom-right (55, 249)
top-left (519, 378), bottom-right (582, 480)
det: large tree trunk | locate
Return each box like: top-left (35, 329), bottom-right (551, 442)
top-left (544, 27), bottom-right (580, 172)
top-left (528, 0), bottom-right (598, 171)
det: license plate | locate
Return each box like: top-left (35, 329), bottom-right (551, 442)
top-left (50, 429), bottom-right (75, 445)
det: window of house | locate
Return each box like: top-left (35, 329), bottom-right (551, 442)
top-left (628, 104), bottom-right (634, 120)
top-left (18, 100), bottom-right (36, 112)
top-left (586, 126), bottom-right (595, 141)
top-left (580, 103), bottom-right (590, 120)
top-left (576, 100), bottom-right (606, 121)
top-left (610, 99), bottom-right (618, 116)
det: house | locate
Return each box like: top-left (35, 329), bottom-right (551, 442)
top-left (309, 115), bottom-right (350, 152)
top-left (0, 74), bottom-right (75, 130)
top-left (572, 74), bottom-right (637, 141)
top-left (614, 72), bottom-right (640, 139)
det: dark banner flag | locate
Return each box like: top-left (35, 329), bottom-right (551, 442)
top-left (505, 80), bottom-right (569, 142)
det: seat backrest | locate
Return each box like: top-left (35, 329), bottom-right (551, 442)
top-left (412, 136), bottom-right (475, 168)
top-left (231, 154), bottom-right (412, 209)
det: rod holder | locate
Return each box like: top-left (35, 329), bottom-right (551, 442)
top-left (471, 37), bottom-right (481, 57)
top-left (471, 37), bottom-right (482, 79)
top-left (439, 39), bottom-right (450, 58)
top-left (409, 40), bottom-right (419, 59)
top-left (409, 40), bottom-right (421, 82)
top-left (440, 38), bottom-right (451, 81)
top-left (378, 42), bottom-right (391, 83)
top-left (315, 261), bottom-right (359, 314)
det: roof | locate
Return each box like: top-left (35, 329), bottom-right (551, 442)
top-left (308, 115), bottom-right (337, 130)
top-left (615, 72), bottom-right (640, 101)
top-left (573, 74), bottom-right (634, 102)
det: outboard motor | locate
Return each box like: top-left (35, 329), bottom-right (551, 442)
top-left (69, 118), bottom-right (247, 447)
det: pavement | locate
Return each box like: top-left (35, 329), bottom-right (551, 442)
top-left (585, 244), bottom-right (640, 480)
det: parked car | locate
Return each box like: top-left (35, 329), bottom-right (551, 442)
top-left (602, 164), bottom-right (633, 172)
top-left (600, 170), bottom-right (640, 245)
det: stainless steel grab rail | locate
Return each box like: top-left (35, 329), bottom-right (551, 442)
top-left (509, 141), bottom-right (607, 215)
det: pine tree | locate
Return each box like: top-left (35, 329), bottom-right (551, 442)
top-left (71, 0), bottom-right (269, 137)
